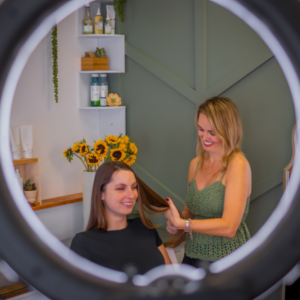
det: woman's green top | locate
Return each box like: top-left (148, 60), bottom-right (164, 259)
top-left (184, 157), bottom-right (251, 262)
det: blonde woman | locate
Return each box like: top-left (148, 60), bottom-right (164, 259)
top-left (164, 97), bottom-right (252, 266)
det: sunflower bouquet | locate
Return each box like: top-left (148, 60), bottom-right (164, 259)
top-left (63, 135), bottom-right (138, 172)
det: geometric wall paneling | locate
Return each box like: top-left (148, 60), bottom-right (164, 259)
top-left (221, 58), bottom-right (295, 201)
top-left (125, 42), bottom-right (197, 103)
top-left (204, 1), bottom-right (274, 92)
top-left (123, 58), bottom-right (197, 207)
top-left (122, 0), bottom-right (293, 216)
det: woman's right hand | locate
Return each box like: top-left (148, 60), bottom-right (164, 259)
top-left (166, 220), bottom-right (178, 235)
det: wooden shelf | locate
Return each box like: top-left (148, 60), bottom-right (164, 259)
top-left (13, 158), bottom-right (41, 205)
top-left (79, 70), bottom-right (125, 74)
top-left (13, 158), bottom-right (38, 165)
top-left (32, 193), bottom-right (83, 211)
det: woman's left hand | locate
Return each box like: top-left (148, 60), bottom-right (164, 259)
top-left (164, 198), bottom-right (184, 229)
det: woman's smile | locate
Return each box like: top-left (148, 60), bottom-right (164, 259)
top-left (101, 170), bottom-right (138, 217)
top-left (198, 113), bottom-right (223, 152)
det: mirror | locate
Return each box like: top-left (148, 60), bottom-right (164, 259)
top-left (2, 2), bottom-right (293, 298)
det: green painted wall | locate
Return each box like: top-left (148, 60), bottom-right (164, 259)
top-left (119, 0), bottom-right (295, 239)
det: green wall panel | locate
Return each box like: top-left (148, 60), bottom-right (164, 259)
top-left (206, 1), bottom-right (270, 88)
top-left (121, 0), bottom-right (295, 236)
top-left (123, 58), bottom-right (196, 207)
top-left (122, 0), bottom-right (196, 89)
top-left (246, 183), bottom-right (282, 236)
top-left (221, 57), bottom-right (295, 197)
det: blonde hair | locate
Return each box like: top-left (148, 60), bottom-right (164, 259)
top-left (196, 96), bottom-right (243, 172)
top-left (166, 97), bottom-right (243, 248)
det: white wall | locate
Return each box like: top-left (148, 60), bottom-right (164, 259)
top-left (10, 12), bottom-right (100, 200)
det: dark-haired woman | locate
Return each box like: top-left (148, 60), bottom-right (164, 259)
top-left (70, 161), bottom-right (171, 275)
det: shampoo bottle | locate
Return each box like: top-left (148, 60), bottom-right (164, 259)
top-left (94, 7), bottom-right (103, 34)
top-left (100, 74), bottom-right (108, 106)
top-left (91, 74), bottom-right (100, 107)
top-left (105, 15), bottom-right (112, 34)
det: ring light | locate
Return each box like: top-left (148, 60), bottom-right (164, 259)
top-left (0, 0), bottom-right (300, 299)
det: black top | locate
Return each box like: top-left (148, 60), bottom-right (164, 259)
top-left (70, 218), bottom-right (164, 274)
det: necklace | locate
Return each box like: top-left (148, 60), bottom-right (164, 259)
top-left (209, 160), bottom-right (222, 167)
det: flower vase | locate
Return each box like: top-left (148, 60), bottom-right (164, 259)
top-left (82, 171), bottom-right (96, 230)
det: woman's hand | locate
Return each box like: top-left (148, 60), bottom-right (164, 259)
top-left (164, 198), bottom-right (185, 230)
top-left (166, 220), bottom-right (178, 235)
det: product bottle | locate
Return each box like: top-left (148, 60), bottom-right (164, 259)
top-left (83, 5), bottom-right (93, 34)
top-left (94, 7), bottom-right (103, 34)
top-left (105, 15), bottom-right (112, 34)
top-left (16, 169), bottom-right (23, 190)
top-left (106, 5), bottom-right (115, 34)
top-left (91, 74), bottom-right (100, 107)
top-left (99, 74), bottom-right (108, 106)
top-left (111, 17), bottom-right (115, 34)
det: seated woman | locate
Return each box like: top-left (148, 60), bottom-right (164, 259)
top-left (164, 97), bottom-right (252, 266)
top-left (70, 161), bottom-right (171, 274)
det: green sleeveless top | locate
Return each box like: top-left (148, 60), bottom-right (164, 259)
top-left (184, 157), bottom-right (251, 262)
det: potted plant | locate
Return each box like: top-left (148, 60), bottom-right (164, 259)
top-left (23, 179), bottom-right (38, 203)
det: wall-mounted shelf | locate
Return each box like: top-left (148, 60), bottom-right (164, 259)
top-left (78, 34), bottom-right (124, 38)
top-left (79, 106), bottom-right (125, 110)
top-left (76, 2), bottom-right (126, 139)
top-left (79, 70), bottom-right (125, 74)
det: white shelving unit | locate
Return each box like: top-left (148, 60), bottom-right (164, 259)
top-left (76, 1), bottom-right (126, 138)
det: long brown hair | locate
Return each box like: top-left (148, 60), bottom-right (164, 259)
top-left (86, 161), bottom-right (169, 231)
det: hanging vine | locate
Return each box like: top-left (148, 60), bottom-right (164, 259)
top-left (51, 26), bottom-right (58, 103)
top-left (113, 0), bottom-right (125, 22)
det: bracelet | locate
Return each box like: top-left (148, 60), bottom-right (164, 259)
top-left (184, 218), bottom-right (193, 240)
top-left (188, 218), bottom-right (193, 241)
top-left (184, 219), bottom-right (189, 232)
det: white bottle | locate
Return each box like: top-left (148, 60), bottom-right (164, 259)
top-left (105, 15), bottom-right (112, 34)
top-left (100, 74), bottom-right (108, 106)
top-left (16, 169), bottom-right (23, 190)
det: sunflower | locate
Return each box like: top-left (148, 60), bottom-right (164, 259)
top-left (110, 148), bottom-right (126, 161)
top-left (129, 143), bottom-right (138, 155)
top-left (120, 135), bottom-right (130, 144)
top-left (79, 143), bottom-right (88, 156)
top-left (105, 135), bottom-right (120, 145)
top-left (124, 155), bottom-right (136, 166)
top-left (72, 142), bottom-right (81, 152)
top-left (63, 149), bottom-right (70, 157)
top-left (119, 143), bottom-right (127, 151)
top-left (86, 153), bottom-right (101, 167)
top-left (94, 139), bottom-right (108, 156)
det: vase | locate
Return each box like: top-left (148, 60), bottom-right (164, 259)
top-left (82, 171), bottom-right (96, 230)
top-left (24, 190), bottom-right (38, 203)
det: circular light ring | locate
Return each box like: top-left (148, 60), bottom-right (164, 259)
top-left (0, 0), bottom-right (300, 299)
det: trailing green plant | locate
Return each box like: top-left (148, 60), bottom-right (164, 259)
top-left (113, 0), bottom-right (125, 23)
top-left (95, 47), bottom-right (107, 58)
top-left (51, 26), bottom-right (58, 103)
top-left (23, 179), bottom-right (36, 191)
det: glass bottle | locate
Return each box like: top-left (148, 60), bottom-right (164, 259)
top-left (83, 5), bottom-right (93, 34)
top-left (94, 7), bottom-right (103, 34)
top-left (105, 15), bottom-right (112, 34)
top-left (99, 74), bottom-right (108, 106)
top-left (91, 74), bottom-right (100, 107)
